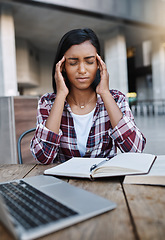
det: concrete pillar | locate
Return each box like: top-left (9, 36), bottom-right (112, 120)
top-left (0, 6), bottom-right (18, 96)
top-left (0, 96), bottom-right (17, 164)
top-left (104, 28), bottom-right (128, 95)
top-left (152, 37), bottom-right (165, 100)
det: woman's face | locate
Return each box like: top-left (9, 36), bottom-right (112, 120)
top-left (64, 41), bottom-right (98, 91)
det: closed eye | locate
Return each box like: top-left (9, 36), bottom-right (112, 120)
top-left (69, 61), bottom-right (78, 66)
top-left (86, 61), bottom-right (95, 65)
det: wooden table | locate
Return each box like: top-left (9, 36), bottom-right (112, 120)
top-left (0, 164), bottom-right (165, 240)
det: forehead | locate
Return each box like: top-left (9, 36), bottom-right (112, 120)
top-left (65, 41), bottom-right (96, 57)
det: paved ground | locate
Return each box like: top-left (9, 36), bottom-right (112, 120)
top-left (134, 115), bottom-right (165, 155)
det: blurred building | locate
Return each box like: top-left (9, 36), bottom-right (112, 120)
top-left (0, 0), bottom-right (165, 100)
top-left (1, 0), bottom-right (165, 163)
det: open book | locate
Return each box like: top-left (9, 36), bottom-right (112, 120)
top-left (124, 155), bottom-right (165, 186)
top-left (44, 153), bottom-right (156, 180)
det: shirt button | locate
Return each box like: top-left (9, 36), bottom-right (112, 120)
top-left (86, 149), bottom-right (90, 153)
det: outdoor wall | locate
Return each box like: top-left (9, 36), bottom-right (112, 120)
top-left (0, 6), bottom-right (17, 96)
top-left (0, 97), bottom-right (17, 164)
top-left (16, 38), bottom-right (39, 87)
top-left (1, 0), bottom-right (165, 100)
top-left (24, 49), bottom-right (54, 96)
top-left (104, 27), bottom-right (128, 95)
top-left (30, 0), bottom-right (165, 27)
top-left (0, 96), bottom-right (39, 164)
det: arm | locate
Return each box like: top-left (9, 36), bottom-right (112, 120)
top-left (30, 94), bottom-right (63, 164)
top-left (96, 54), bottom-right (146, 153)
top-left (110, 91), bottom-right (146, 152)
top-left (46, 56), bottom-right (69, 133)
top-left (96, 54), bottom-right (123, 129)
top-left (30, 56), bottom-right (69, 164)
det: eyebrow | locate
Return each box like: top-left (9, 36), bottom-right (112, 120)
top-left (67, 56), bottom-right (95, 60)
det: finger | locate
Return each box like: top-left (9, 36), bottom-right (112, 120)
top-left (59, 56), bottom-right (65, 63)
top-left (60, 56), bottom-right (66, 72)
top-left (56, 56), bottom-right (65, 68)
top-left (96, 54), bottom-right (101, 67)
top-left (96, 54), bottom-right (106, 72)
top-left (56, 57), bottom-right (65, 75)
top-left (96, 53), bottom-right (101, 60)
top-left (60, 56), bottom-right (65, 65)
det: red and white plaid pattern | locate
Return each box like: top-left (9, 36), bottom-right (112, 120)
top-left (30, 90), bottom-right (146, 164)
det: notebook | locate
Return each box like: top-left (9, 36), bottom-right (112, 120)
top-left (124, 155), bottom-right (165, 186)
top-left (44, 153), bottom-right (156, 179)
top-left (0, 175), bottom-right (116, 240)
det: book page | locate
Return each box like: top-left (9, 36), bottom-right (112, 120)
top-left (146, 155), bottom-right (165, 176)
top-left (97, 153), bottom-right (155, 173)
top-left (44, 157), bottom-right (107, 178)
top-left (124, 155), bottom-right (165, 185)
top-left (93, 166), bottom-right (142, 178)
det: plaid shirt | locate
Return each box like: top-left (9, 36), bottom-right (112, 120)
top-left (30, 90), bottom-right (146, 164)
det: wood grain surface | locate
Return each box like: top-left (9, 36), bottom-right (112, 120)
top-left (0, 164), bottom-right (165, 240)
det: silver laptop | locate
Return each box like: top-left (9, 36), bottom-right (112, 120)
top-left (0, 175), bottom-right (116, 240)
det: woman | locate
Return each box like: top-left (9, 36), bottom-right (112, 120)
top-left (31, 28), bottom-right (146, 164)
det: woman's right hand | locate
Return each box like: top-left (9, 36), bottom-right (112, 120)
top-left (46, 56), bottom-right (69, 133)
top-left (55, 56), bottom-right (69, 97)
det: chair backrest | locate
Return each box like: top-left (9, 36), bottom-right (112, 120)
top-left (17, 128), bottom-right (36, 164)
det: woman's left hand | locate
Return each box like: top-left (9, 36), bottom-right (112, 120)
top-left (96, 54), bottom-right (109, 96)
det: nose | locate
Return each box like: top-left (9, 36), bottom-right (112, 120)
top-left (78, 62), bottom-right (86, 74)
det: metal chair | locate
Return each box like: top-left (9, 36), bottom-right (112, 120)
top-left (17, 128), bottom-right (36, 164)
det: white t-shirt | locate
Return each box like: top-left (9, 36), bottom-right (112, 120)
top-left (71, 108), bottom-right (95, 157)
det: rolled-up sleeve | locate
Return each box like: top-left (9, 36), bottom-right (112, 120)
top-left (109, 90), bottom-right (146, 153)
top-left (110, 115), bottom-right (146, 152)
top-left (30, 94), bottom-right (63, 164)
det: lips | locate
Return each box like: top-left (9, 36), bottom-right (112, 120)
top-left (76, 77), bottom-right (89, 82)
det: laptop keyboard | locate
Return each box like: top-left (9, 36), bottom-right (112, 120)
top-left (0, 180), bottom-right (78, 230)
